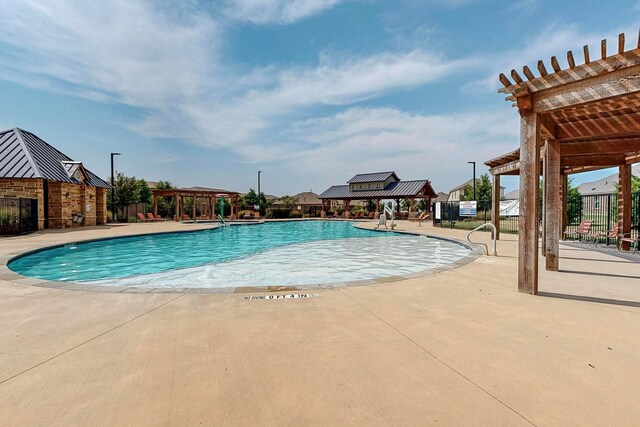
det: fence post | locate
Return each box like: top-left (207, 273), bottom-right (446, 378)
top-left (606, 194), bottom-right (611, 246)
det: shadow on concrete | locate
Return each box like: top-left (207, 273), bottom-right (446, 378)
top-left (558, 269), bottom-right (640, 280)
top-left (539, 291), bottom-right (640, 308)
top-left (560, 256), bottom-right (635, 264)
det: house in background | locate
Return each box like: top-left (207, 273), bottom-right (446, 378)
top-left (447, 178), bottom-right (504, 202)
top-left (272, 191), bottom-right (323, 216)
top-left (577, 164), bottom-right (640, 196)
top-left (0, 128), bottom-right (110, 230)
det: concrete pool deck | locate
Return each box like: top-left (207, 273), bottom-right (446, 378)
top-left (0, 220), bottom-right (639, 425)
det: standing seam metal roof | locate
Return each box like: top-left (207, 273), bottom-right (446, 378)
top-left (0, 128), bottom-right (111, 188)
top-left (347, 171), bottom-right (399, 184)
top-left (319, 180), bottom-right (436, 199)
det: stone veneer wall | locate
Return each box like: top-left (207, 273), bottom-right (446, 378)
top-left (0, 178), bottom-right (45, 229)
top-left (1, 178), bottom-right (107, 229)
top-left (46, 182), bottom-right (105, 228)
top-left (95, 187), bottom-right (107, 225)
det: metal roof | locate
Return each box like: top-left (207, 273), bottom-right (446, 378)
top-left (319, 180), bottom-right (436, 199)
top-left (0, 128), bottom-right (111, 188)
top-left (347, 171), bottom-right (398, 184)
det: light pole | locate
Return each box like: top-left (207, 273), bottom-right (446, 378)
top-left (110, 152), bottom-right (121, 221)
top-left (467, 161), bottom-right (476, 200)
top-left (257, 170), bottom-right (262, 213)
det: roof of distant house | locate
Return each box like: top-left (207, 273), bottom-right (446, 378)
top-left (0, 128), bottom-right (110, 188)
top-left (272, 191), bottom-right (322, 206)
top-left (577, 165), bottom-right (640, 195)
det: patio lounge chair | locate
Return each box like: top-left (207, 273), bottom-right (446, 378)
top-left (155, 214), bottom-right (165, 221)
top-left (136, 213), bottom-right (148, 222)
top-left (368, 212), bottom-right (374, 219)
top-left (592, 224), bottom-right (618, 247)
top-left (563, 220), bottom-right (593, 242)
top-left (183, 214), bottom-right (191, 221)
top-left (619, 223), bottom-right (640, 253)
top-left (409, 212), bottom-right (429, 223)
top-left (146, 213), bottom-right (157, 221)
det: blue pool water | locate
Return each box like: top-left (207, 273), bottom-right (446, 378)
top-left (9, 221), bottom-right (399, 282)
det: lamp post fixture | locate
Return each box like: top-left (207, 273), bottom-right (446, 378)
top-left (257, 170), bottom-right (262, 213)
top-left (467, 161), bottom-right (476, 201)
top-left (110, 152), bottom-right (121, 222)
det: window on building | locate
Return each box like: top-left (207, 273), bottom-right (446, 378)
top-left (594, 196), bottom-right (600, 209)
top-left (368, 183), bottom-right (371, 189)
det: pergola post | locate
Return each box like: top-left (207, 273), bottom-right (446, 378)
top-left (343, 199), bottom-right (350, 218)
top-left (561, 176), bottom-right (568, 239)
top-left (518, 111), bottom-right (541, 294)
top-left (192, 196), bottom-right (196, 220)
top-left (321, 200), bottom-right (326, 218)
top-left (544, 138), bottom-right (560, 271)
top-left (491, 174), bottom-right (501, 240)
top-left (618, 164), bottom-right (632, 250)
top-left (153, 194), bottom-right (158, 218)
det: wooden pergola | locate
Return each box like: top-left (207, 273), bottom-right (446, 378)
top-left (492, 31), bottom-right (640, 295)
top-left (152, 188), bottom-right (240, 221)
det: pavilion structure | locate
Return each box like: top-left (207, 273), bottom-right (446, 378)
top-left (151, 187), bottom-right (240, 221)
top-left (489, 31), bottom-right (640, 294)
top-left (319, 172), bottom-right (437, 218)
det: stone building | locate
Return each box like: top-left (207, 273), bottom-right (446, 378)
top-left (0, 128), bottom-right (110, 229)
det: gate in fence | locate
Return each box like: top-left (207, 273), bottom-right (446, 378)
top-left (0, 197), bottom-right (39, 236)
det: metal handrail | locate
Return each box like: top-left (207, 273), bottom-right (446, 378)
top-left (466, 223), bottom-right (498, 256)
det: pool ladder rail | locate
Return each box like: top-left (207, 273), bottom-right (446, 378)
top-left (466, 223), bottom-right (498, 256)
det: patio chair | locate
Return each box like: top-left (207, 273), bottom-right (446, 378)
top-left (592, 224), bottom-right (618, 247)
top-left (563, 220), bottom-right (593, 242)
top-left (154, 214), bottom-right (165, 221)
top-left (136, 213), bottom-right (148, 222)
top-left (146, 213), bottom-right (157, 222)
top-left (619, 223), bottom-right (640, 253)
top-left (368, 212), bottom-right (374, 219)
top-left (408, 212), bottom-right (429, 223)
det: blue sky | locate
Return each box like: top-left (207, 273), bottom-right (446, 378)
top-left (0, 0), bottom-right (638, 196)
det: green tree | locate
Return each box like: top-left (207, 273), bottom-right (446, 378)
top-left (242, 188), bottom-right (269, 214)
top-left (613, 175), bottom-right (640, 194)
top-left (460, 174), bottom-right (492, 201)
top-left (155, 181), bottom-right (175, 218)
top-left (107, 173), bottom-right (139, 221)
top-left (137, 179), bottom-right (152, 205)
top-left (279, 195), bottom-right (297, 210)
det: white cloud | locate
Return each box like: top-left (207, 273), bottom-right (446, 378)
top-left (0, 0), bottom-right (220, 108)
top-left (273, 107), bottom-right (518, 191)
top-left (222, 0), bottom-right (345, 24)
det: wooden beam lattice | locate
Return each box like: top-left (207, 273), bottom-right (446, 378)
top-left (498, 30), bottom-right (640, 100)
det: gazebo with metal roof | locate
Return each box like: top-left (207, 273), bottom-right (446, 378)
top-left (319, 171), bottom-right (437, 218)
top-left (489, 31), bottom-right (640, 295)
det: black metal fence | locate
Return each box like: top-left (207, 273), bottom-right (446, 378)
top-left (432, 191), bottom-right (640, 243)
top-left (567, 192), bottom-right (640, 245)
top-left (0, 197), bottom-right (39, 235)
top-left (432, 199), bottom-right (519, 234)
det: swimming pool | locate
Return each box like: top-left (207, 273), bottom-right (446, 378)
top-left (9, 221), bottom-right (473, 290)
